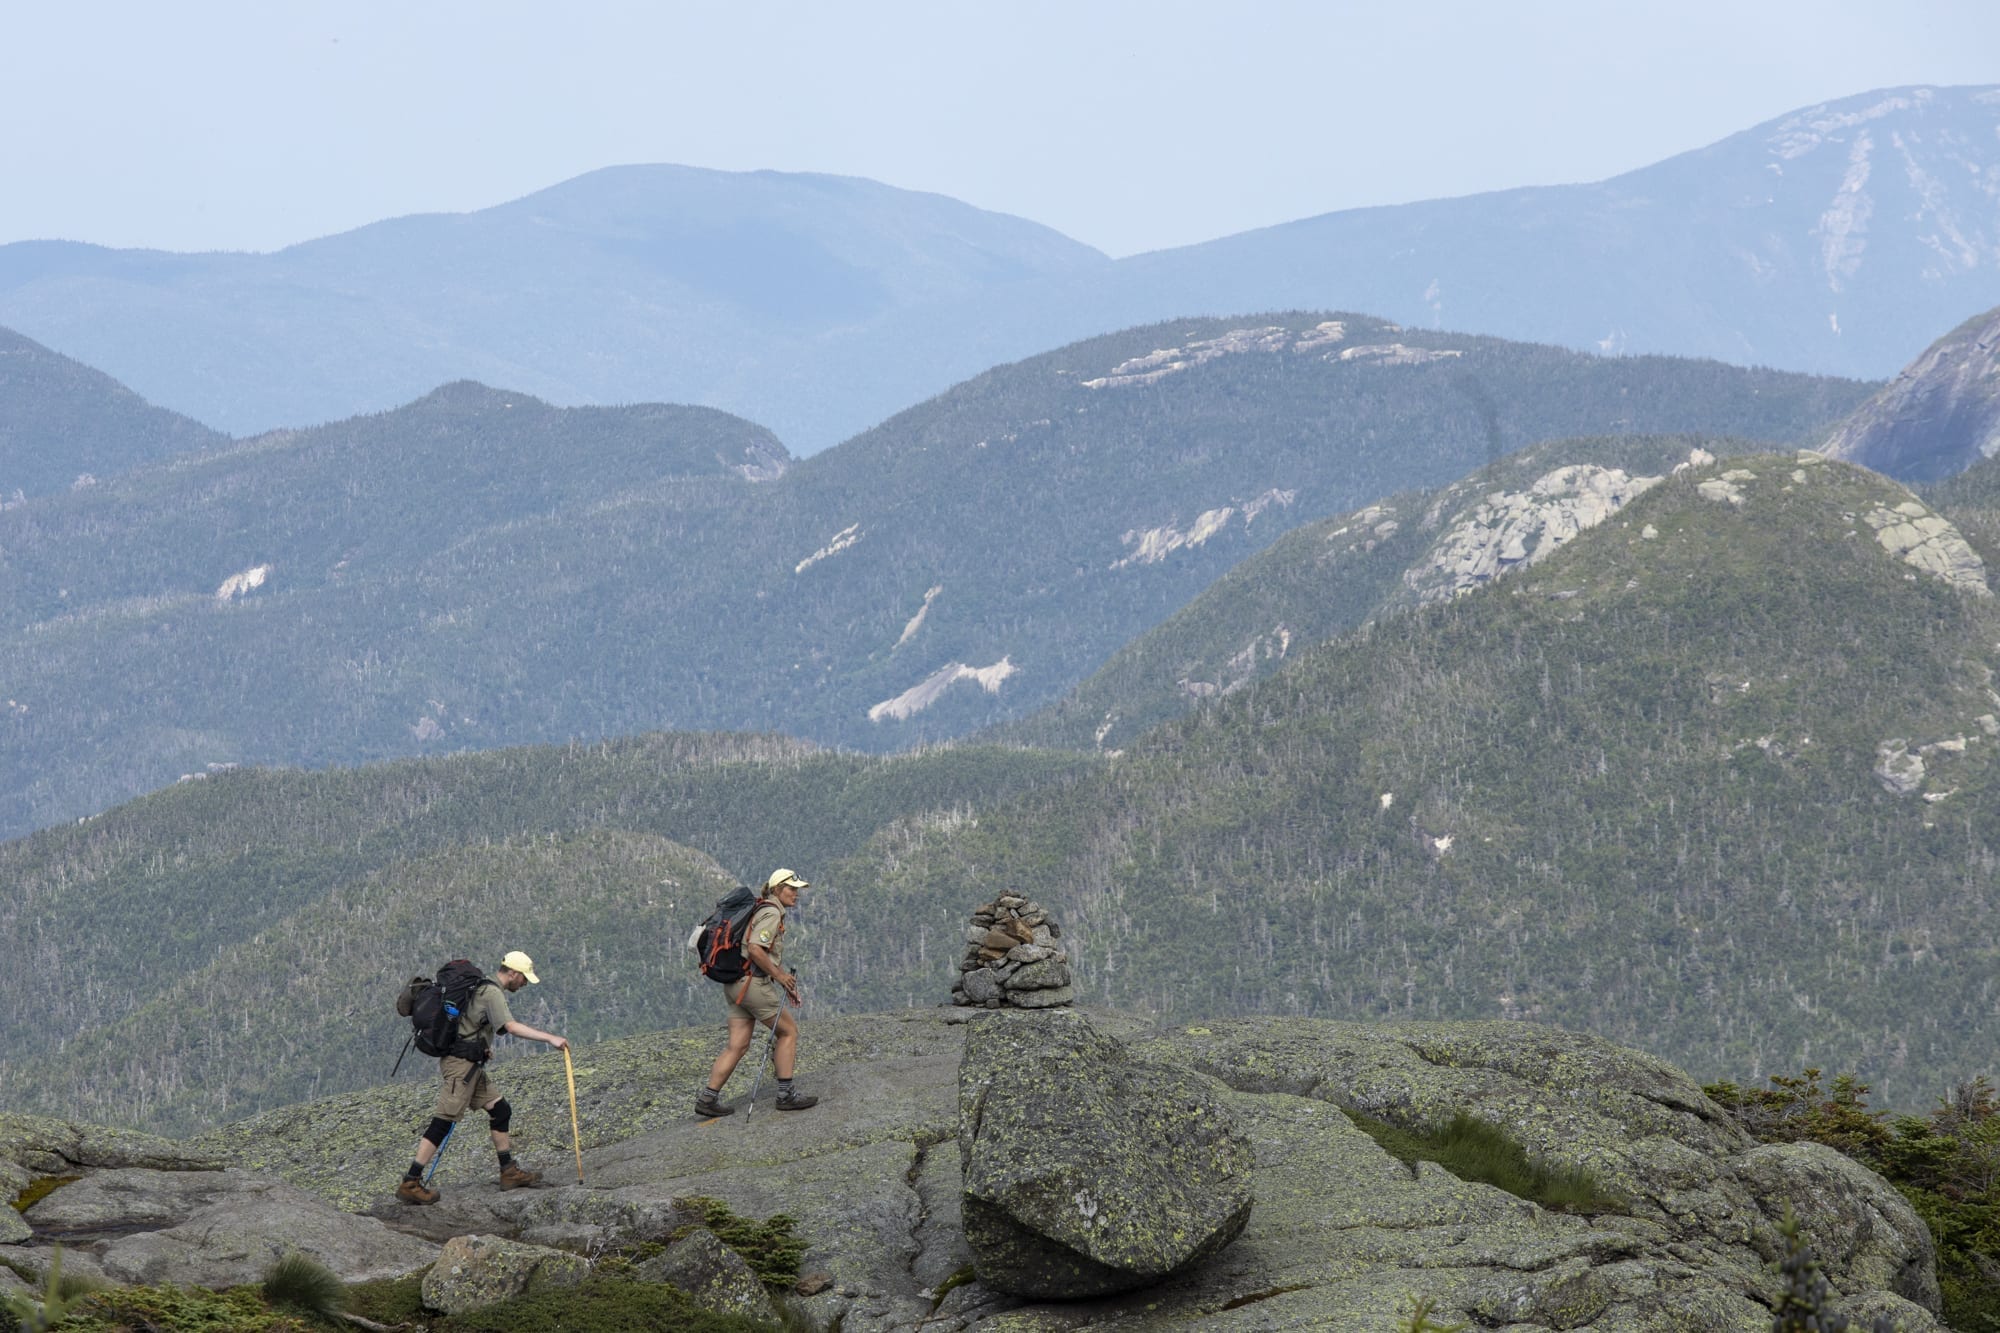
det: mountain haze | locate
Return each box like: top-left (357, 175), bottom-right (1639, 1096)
top-left (0, 86), bottom-right (1989, 449)
top-left (0, 167), bottom-right (1107, 448)
top-left (0, 314), bottom-right (1869, 837)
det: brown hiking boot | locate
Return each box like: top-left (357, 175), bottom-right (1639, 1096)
top-left (396, 1178), bottom-right (440, 1205)
top-left (694, 1088), bottom-right (734, 1118)
top-left (498, 1162), bottom-right (542, 1190)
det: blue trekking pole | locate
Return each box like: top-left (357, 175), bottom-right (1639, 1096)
top-left (423, 1122), bottom-right (455, 1185)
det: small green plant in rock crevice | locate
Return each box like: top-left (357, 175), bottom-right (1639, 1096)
top-left (1347, 1108), bottom-right (1622, 1213)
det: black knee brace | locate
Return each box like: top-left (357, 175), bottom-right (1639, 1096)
top-left (487, 1098), bottom-right (513, 1133)
top-left (421, 1116), bottom-right (454, 1147)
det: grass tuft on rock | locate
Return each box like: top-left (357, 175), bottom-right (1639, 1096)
top-left (262, 1251), bottom-right (348, 1322)
top-left (1349, 1109), bottom-right (1622, 1213)
top-left (674, 1195), bottom-right (806, 1290)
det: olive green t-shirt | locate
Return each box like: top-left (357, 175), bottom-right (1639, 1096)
top-left (748, 903), bottom-right (786, 973)
top-left (456, 981), bottom-right (515, 1043)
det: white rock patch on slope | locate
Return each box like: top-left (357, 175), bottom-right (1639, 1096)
top-left (1336, 344), bottom-right (1464, 366)
top-left (895, 586), bottom-right (943, 649)
top-left (796, 525), bottom-right (862, 575)
top-left (1081, 323), bottom-right (1346, 388)
top-left (1405, 465), bottom-right (1662, 603)
top-left (215, 565), bottom-right (270, 601)
top-left (868, 658), bottom-right (1016, 723)
top-left (1862, 500), bottom-right (1991, 595)
top-left (1112, 490), bottom-right (1294, 570)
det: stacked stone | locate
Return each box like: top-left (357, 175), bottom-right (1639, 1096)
top-left (952, 893), bottom-right (1074, 1009)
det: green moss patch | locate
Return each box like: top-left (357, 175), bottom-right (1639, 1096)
top-left (1348, 1109), bottom-right (1622, 1214)
top-left (346, 1272), bottom-right (430, 1326)
top-left (10, 1174), bottom-right (79, 1212)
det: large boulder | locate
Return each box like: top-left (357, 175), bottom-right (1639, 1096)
top-left (631, 1226), bottom-right (780, 1325)
top-left (420, 1233), bottom-right (588, 1314)
top-left (957, 1008), bottom-right (1253, 1298)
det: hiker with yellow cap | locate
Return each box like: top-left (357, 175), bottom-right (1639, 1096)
top-left (394, 950), bottom-right (569, 1204)
top-left (696, 869), bottom-right (819, 1117)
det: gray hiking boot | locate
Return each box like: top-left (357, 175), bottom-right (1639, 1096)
top-left (694, 1087), bottom-right (734, 1118)
top-left (775, 1087), bottom-right (819, 1111)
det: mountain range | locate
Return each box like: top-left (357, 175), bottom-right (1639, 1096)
top-left (1, 85), bottom-right (1994, 450)
top-left (0, 315), bottom-right (1869, 839)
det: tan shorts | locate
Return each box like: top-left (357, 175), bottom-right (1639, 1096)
top-left (435, 1057), bottom-right (495, 1121)
top-left (726, 976), bottom-right (782, 1025)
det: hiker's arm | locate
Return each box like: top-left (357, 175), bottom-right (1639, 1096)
top-left (746, 942), bottom-right (798, 998)
top-left (502, 1020), bottom-right (568, 1050)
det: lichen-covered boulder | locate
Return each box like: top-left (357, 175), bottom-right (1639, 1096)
top-left (958, 1008), bottom-right (1252, 1298)
top-left (0, 1202), bottom-right (29, 1244)
top-left (1736, 1140), bottom-right (1941, 1311)
top-left (631, 1226), bottom-right (779, 1325)
top-left (420, 1233), bottom-right (588, 1313)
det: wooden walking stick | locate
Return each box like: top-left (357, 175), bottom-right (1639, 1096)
top-left (563, 1046), bottom-right (584, 1184)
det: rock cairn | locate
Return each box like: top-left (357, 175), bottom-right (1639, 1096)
top-left (952, 894), bottom-right (1074, 1009)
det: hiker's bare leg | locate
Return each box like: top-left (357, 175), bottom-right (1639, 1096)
top-left (413, 1136), bottom-right (439, 1167)
top-left (773, 1009), bottom-right (799, 1080)
top-left (707, 1014), bottom-right (755, 1089)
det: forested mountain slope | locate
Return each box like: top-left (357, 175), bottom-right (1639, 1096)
top-left (0, 734), bottom-right (1093, 1133)
top-left (0, 325), bottom-right (222, 499)
top-left (0, 314), bottom-right (1869, 837)
top-left (995, 433), bottom-right (1739, 751)
top-left (814, 456), bottom-right (2000, 1110)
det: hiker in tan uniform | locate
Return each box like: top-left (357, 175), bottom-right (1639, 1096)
top-left (696, 869), bottom-right (819, 1116)
top-left (396, 950), bottom-right (568, 1204)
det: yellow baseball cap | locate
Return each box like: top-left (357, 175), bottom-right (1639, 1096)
top-left (500, 950), bottom-right (541, 984)
top-left (764, 868), bottom-right (809, 891)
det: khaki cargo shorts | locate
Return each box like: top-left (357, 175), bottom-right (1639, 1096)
top-left (435, 1056), bottom-right (494, 1121)
top-left (726, 976), bottom-right (782, 1025)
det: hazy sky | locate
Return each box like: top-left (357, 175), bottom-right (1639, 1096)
top-left (6, 1), bottom-right (1998, 258)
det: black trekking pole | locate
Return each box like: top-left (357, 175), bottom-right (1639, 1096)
top-left (389, 1034), bottom-right (413, 1080)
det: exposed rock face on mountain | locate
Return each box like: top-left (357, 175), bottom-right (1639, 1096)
top-left (957, 1010), bottom-right (1252, 1297)
top-left (3, 1011), bottom-right (1929, 1330)
top-left (1823, 303), bottom-right (2000, 481)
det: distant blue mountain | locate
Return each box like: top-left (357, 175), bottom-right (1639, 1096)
top-left (1, 86), bottom-right (1994, 453)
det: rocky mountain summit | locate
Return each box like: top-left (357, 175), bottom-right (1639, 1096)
top-left (1823, 302), bottom-right (2000, 482)
top-left (3, 1011), bottom-right (1942, 1330)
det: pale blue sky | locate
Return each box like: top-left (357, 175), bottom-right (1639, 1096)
top-left (6, 1), bottom-right (1997, 257)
